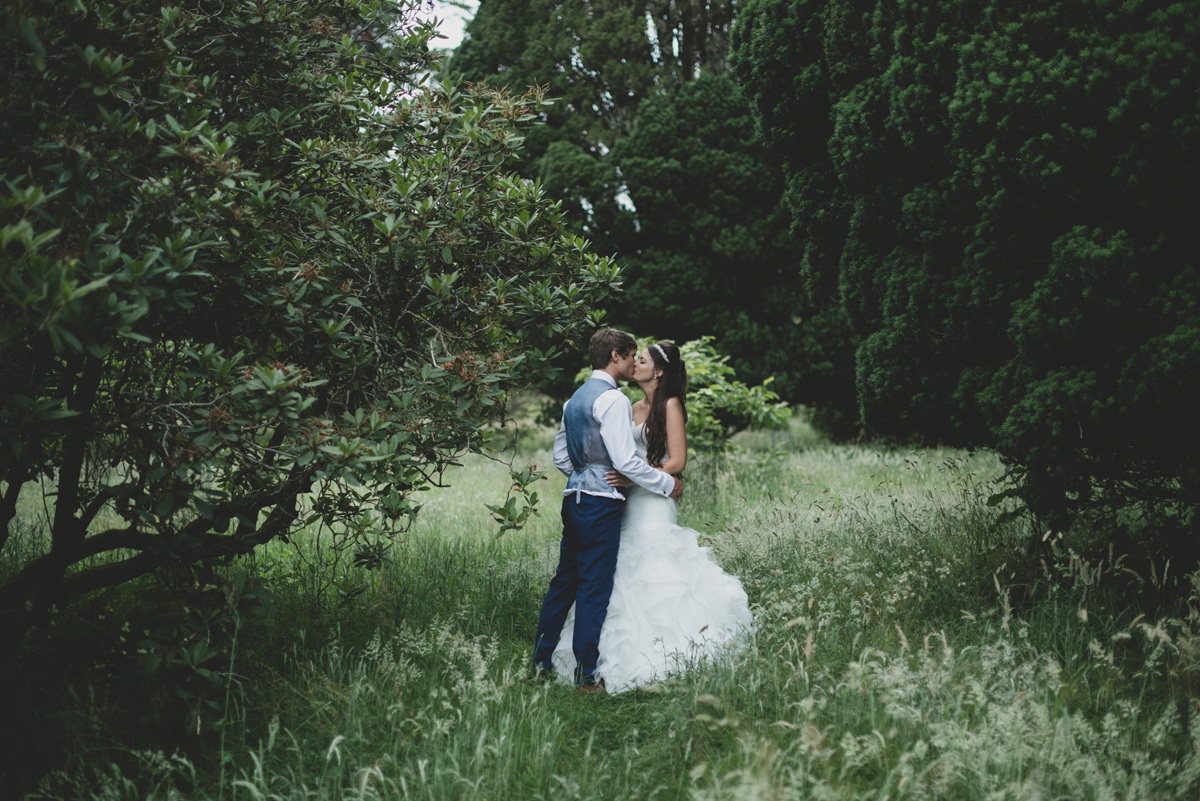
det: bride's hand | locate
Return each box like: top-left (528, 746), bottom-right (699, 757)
top-left (605, 470), bottom-right (632, 487)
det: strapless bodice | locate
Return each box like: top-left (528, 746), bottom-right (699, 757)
top-left (633, 421), bottom-right (667, 463)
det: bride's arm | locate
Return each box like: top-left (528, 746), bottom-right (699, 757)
top-left (606, 398), bottom-right (688, 486)
top-left (658, 397), bottom-right (687, 474)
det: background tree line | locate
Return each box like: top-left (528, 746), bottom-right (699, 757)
top-left (454, 0), bottom-right (1200, 552)
top-left (731, 0), bottom-right (1200, 549)
top-left (449, 0), bottom-right (862, 438)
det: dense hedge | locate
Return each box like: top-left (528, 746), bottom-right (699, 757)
top-left (732, 0), bottom-right (1200, 534)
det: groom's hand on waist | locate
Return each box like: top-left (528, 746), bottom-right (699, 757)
top-left (605, 470), bottom-right (632, 488)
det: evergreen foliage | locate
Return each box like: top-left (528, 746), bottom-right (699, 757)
top-left (0, 0), bottom-right (620, 636)
top-left (732, 0), bottom-right (1200, 534)
top-left (613, 75), bottom-right (859, 435)
top-left (451, 0), bottom-right (664, 174)
top-left (450, 0), bottom-right (737, 168)
top-left (451, 0), bottom-right (861, 434)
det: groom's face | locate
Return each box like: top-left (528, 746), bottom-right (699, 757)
top-left (611, 348), bottom-right (636, 380)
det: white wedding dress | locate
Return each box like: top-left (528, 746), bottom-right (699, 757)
top-left (552, 423), bottom-right (753, 692)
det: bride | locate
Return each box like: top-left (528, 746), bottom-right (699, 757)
top-left (551, 341), bottom-right (753, 692)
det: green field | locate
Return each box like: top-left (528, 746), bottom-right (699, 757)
top-left (4, 419), bottom-right (1199, 799)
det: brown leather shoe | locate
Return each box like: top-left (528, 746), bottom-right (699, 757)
top-left (576, 678), bottom-right (607, 695)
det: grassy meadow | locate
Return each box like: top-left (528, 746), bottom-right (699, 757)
top-left (3, 416), bottom-right (1200, 799)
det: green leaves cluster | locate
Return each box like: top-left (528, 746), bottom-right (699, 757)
top-left (678, 337), bottom-right (793, 453)
top-left (132, 567), bottom-right (271, 726)
top-left (0, 0), bottom-right (620, 634)
top-left (732, 0), bottom-right (1200, 536)
top-left (485, 463), bottom-right (549, 534)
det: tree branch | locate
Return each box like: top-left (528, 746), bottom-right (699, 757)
top-left (0, 470), bottom-right (312, 636)
top-left (50, 551), bottom-right (163, 607)
top-left (78, 487), bottom-right (119, 534)
top-left (51, 355), bottom-right (104, 554)
top-left (0, 469), bottom-right (31, 554)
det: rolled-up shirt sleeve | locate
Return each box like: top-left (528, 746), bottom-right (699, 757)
top-left (552, 402), bottom-right (572, 476)
top-left (595, 391), bottom-right (675, 497)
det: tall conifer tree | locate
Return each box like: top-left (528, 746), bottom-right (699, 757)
top-left (733, 0), bottom-right (1200, 537)
top-left (451, 0), bottom-right (861, 435)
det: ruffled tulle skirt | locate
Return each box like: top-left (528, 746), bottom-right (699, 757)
top-left (552, 485), bottom-right (752, 693)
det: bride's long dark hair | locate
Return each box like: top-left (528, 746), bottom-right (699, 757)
top-left (645, 341), bottom-right (687, 468)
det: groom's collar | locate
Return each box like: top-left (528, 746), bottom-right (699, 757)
top-left (590, 370), bottom-right (618, 388)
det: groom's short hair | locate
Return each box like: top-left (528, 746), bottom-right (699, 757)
top-left (589, 328), bottom-right (636, 369)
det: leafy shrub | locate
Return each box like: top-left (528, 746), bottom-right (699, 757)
top-left (0, 0), bottom-right (620, 636)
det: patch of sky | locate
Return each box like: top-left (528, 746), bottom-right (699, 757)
top-left (419, 0), bottom-right (478, 52)
top-left (645, 11), bottom-right (661, 63)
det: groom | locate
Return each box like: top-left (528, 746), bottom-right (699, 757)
top-left (533, 328), bottom-right (683, 693)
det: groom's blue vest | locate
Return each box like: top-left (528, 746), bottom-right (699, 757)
top-left (564, 378), bottom-right (623, 498)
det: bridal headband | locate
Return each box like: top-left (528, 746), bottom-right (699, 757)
top-left (651, 343), bottom-right (670, 364)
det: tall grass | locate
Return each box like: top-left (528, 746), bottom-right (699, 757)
top-left (9, 419), bottom-right (1200, 799)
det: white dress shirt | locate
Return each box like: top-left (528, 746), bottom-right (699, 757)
top-left (553, 370), bottom-right (676, 499)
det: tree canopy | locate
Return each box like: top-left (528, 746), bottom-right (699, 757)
top-left (451, 0), bottom-right (737, 168)
top-left (0, 0), bottom-right (620, 636)
top-left (451, 0), bottom-right (861, 434)
top-left (732, 0), bottom-right (1200, 535)
top-left (611, 75), bottom-right (858, 435)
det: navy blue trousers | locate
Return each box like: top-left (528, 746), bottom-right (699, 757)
top-left (533, 493), bottom-right (623, 683)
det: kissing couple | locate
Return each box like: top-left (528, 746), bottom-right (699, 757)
top-left (532, 328), bottom-right (753, 694)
